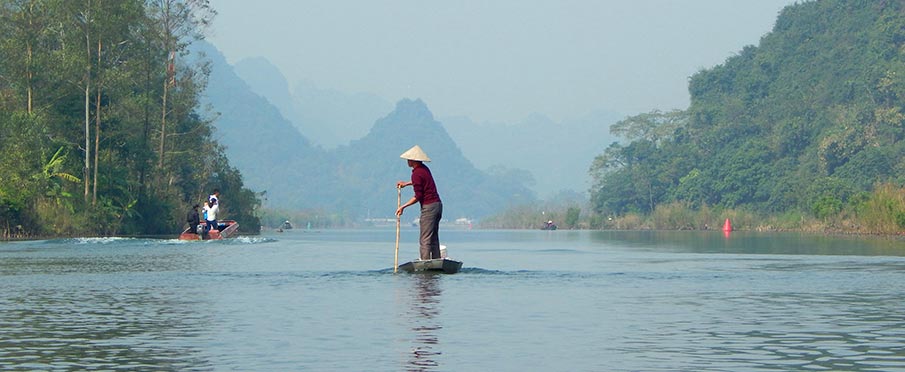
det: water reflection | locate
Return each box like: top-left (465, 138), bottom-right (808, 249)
top-left (404, 274), bottom-right (443, 371)
top-left (0, 239), bottom-right (213, 370)
top-left (615, 290), bottom-right (905, 370)
top-left (6, 231), bottom-right (905, 370)
top-left (589, 230), bottom-right (905, 256)
top-left (0, 286), bottom-right (212, 370)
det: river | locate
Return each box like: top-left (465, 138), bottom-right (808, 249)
top-left (2, 229), bottom-right (904, 371)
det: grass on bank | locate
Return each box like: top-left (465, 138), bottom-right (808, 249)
top-left (480, 183), bottom-right (905, 235)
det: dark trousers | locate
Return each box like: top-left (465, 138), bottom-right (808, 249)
top-left (419, 202), bottom-right (442, 260)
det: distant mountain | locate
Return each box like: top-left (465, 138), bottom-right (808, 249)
top-left (233, 56), bottom-right (620, 198)
top-left (232, 57), bottom-right (296, 125)
top-left (335, 98), bottom-right (536, 219)
top-left (195, 42), bottom-right (323, 211)
top-left (291, 79), bottom-right (393, 148)
top-left (234, 57), bottom-right (392, 148)
top-left (443, 109), bottom-right (622, 197)
top-left (198, 42), bottom-right (534, 220)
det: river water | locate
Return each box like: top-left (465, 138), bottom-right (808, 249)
top-left (2, 229), bottom-right (905, 371)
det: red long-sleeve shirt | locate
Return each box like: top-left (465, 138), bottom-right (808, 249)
top-left (411, 164), bottom-right (441, 206)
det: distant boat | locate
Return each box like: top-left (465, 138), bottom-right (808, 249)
top-left (397, 258), bottom-right (463, 274)
top-left (178, 220), bottom-right (239, 240)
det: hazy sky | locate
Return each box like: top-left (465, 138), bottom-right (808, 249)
top-left (207, 0), bottom-right (797, 124)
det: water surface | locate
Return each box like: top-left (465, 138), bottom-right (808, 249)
top-left (2, 230), bottom-right (905, 371)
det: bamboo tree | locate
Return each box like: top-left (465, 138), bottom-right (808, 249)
top-left (88, 0), bottom-right (142, 205)
top-left (146, 0), bottom-right (213, 186)
top-left (0, 0), bottom-right (260, 237)
top-left (24, 1), bottom-right (35, 113)
top-left (81, 0), bottom-right (92, 202)
top-left (93, 36), bottom-right (100, 204)
top-left (0, 0), bottom-right (49, 113)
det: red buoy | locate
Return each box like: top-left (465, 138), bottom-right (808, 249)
top-left (722, 218), bottom-right (732, 232)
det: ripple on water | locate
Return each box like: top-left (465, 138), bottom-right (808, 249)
top-left (3, 230), bottom-right (905, 371)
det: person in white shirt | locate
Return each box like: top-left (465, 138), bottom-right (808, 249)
top-left (207, 189), bottom-right (220, 231)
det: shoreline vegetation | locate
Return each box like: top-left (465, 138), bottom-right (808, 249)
top-left (5, 1), bottom-right (905, 242)
top-left (0, 1), bottom-right (262, 240)
top-left (479, 182), bottom-right (905, 238)
top-left (5, 181), bottom-right (905, 241)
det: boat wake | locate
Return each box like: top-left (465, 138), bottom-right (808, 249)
top-left (54, 237), bottom-right (139, 245)
top-left (221, 236), bottom-right (278, 244)
top-left (155, 236), bottom-right (279, 245)
top-left (164, 236), bottom-right (277, 245)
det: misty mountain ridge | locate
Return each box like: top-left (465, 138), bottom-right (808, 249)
top-left (333, 98), bottom-right (535, 219)
top-left (231, 57), bottom-right (296, 122)
top-left (197, 41), bottom-right (534, 220)
top-left (233, 56), bottom-right (621, 198)
top-left (234, 57), bottom-right (392, 149)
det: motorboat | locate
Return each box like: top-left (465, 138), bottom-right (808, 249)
top-left (178, 220), bottom-right (239, 240)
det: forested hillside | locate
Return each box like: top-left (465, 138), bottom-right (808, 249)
top-left (590, 0), bottom-right (905, 232)
top-left (0, 0), bottom-right (260, 238)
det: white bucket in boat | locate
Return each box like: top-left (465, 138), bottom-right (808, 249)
top-left (440, 244), bottom-right (447, 258)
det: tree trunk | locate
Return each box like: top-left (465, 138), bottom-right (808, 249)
top-left (159, 78), bottom-right (167, 169)
top-left (158, 0), bottom-right (173, 171)
top-left (83, 0), bottom-right (92, 202)
top-left (26, 41), bottom-right (33, 114)
top-left (93, 38), bottom-right (102, 206)
top-left (25, 2), bottom-right (34, 114)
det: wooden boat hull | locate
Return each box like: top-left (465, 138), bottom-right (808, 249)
top-left (397, 258), bottom-right (463, 274)
top-left (178, 220), bottom-right (239, 240)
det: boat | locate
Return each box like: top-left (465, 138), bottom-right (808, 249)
top-left (178, 220), bottom-right (239, 240)
top-left (397, 258), bottom-right (463, 274)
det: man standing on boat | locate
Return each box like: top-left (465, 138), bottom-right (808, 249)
top-left (396, 145), bottom-right (443, 260)
top-left (207, 189), bottom-right (220, 232)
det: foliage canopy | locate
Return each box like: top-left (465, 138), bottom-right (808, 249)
top-left (590, 0), bottom-right (905, 221)
top-left (0, 0), bottom-right (260, 237)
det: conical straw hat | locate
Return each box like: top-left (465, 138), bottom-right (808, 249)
top-left (400, 145), bottom-right (431, 162)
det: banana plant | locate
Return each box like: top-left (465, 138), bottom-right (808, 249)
top-left (38, 146), bottom-right (81, 204)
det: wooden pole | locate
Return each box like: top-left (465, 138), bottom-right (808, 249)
top-left (394, 186), bottom-right (401, 273)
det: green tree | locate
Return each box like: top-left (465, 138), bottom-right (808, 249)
top-left (0, 0), bottom-right (259, 237)
top-left (590, 110), bottom-right (687, 216)
top-left (564, 206), bottom-right (580, 229)
top-left (589, 0), bottom-right (905, 226)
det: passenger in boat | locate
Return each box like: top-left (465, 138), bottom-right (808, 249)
top-left (186, 204), bottom-right (201, 234)
top-left (206, 199), bottom-right (219, 232)
top-left (201, 201), bottom-right (211, 233)
top-left (396, 145), bottom-right (443, 260)
top-left (207, 189), bottom-right (221, 231)
top-left (209, 189), bottom-right (220, 207)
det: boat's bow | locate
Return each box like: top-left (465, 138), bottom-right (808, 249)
top-left (397, 258), bottom-right (463, 274)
